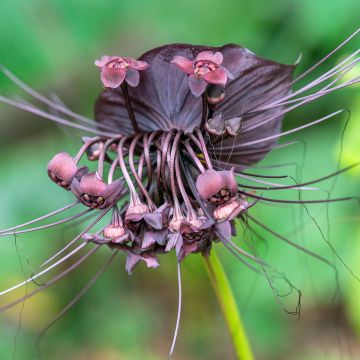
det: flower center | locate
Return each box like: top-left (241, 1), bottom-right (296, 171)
top-left (81, 194), bottom-right (105, 208)
top-left (183, 229), bottom-right (209, 244)
top-left (193, 61), bottom-right (216, 75)
top-left (208, 188), bottom-right (232, 204)
top-left (47, 171), bottom-right (70, 189)
top-left (107, 58), bottom-right (129, 69)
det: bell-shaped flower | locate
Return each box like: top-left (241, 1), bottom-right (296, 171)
top-left (171, 51), bottom-right (233, 96)
top-left (47, 152), bottom-right (78, 190)
top-left (95, 55), bottom-right (148, 88)
top-left (196, 168), bottom-right (238, 204)
top-left (71, 171), bottom-right (123, 209)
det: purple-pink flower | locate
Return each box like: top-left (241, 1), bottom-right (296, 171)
top-left (47, 152), bottom-right (78, 190)
top-left (171, 51), bottom-right (233, 96)
top-left (95, 55), bottom-right (148, 88)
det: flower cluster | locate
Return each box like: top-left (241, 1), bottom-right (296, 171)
top-left (0, 33), bottom-right (359, 357)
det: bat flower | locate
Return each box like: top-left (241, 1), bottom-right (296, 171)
top-left (196, 169), bottom-right (238, 204)
top-left (47, 152), bottom-right (78, 190)
top-left (1, 34), bottom-right (358, 358)
top-left (95, 55), bottom-right (148, 88)
top-left (71, 171), bottom-right (124, 209)
top-left (171, 51), bottom-right (233, 96)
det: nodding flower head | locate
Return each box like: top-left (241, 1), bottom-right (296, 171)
top-left (71, 171), bottom-right (123, 209)
top-left (196, 169), bottom-right (237, 204)
top-left (95, 55), bottom-right (148, 88)
top-left (47, 152), bottom-right (78, 190)
top-left (171, 51), bottom-right (232, 96)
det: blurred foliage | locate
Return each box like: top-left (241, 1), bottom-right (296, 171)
top-left (0, 0), bottom-right (359, 359)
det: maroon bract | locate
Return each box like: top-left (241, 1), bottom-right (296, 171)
top-left (95, 55), bottom-right (148, 88)
top-left (71, 172), bottom-right (123, 209)
top-left (47, 152), bottom-right (78, 190)
top-left (171, 51), bottom-right (232, 96)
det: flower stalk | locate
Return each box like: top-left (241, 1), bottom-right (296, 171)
top-left (204, 249), bottom-right (254, 360)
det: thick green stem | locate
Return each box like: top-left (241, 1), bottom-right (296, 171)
top-left (204, 249), bottom-right (255, 360)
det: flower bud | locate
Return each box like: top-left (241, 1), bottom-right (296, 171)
top-left (86, 141), bottom-right (104, 161)
top-left (207, 85), bottom-right (225, 105)
top-left (103, 224), bottom-right (127, 239)
top-left (47, 152), bottom-right (78, 190)
top-left (205, 113), bottom-right (226, 136)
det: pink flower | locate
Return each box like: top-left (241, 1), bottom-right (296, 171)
top-left (171, 51), bottom-right (233, 96)
top-left (47, 152), bottom-right (78, 190)
top-left (95, 55), bottom-right (148, 88)
top-left (196, 169), bottom-right (238, 204)
top-left (71, 171), bottom-right (123, 209)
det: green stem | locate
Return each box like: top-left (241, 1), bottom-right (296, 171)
top-left (204, 249), bottom-right (255, 360)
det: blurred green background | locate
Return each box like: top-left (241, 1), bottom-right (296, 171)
top-left (0, 0), bottom-right (359, 359)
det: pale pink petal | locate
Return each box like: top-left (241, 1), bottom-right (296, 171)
top-left (196, 51), bottom-right (223, 65)
top-left (79, 172), bottom-right (107, 195)
top-left (125, 68), bottom-right (140, 87)
top-left (128, 59), bottom-right (148, 70)
top-left (203, 68), bottom-right (227, 86)
top-left (100, 67), bottom-right (126, 88)
top-left (95, 55), bottom-right (116, 67)
top-left (188, 75), bottom-right (207, 96)
top-left (141, 254), bottom-right (160, 269)
top-left (171, 56), bottom-right (194, 75)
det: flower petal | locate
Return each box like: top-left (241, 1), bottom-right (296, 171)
top-left (125, 68), bottom-right (140, 87)
top-left (171, 56), bottom-right (194, 75)
top-left (143, 212), bottom-right (163, 230)
top-left (100, 67), bottom-right (126, 88)
top-left (196, 51), bottom-right (223, 65)
top-left (95, 55), bottom-right (113, 67)
top-left (128, 59), bottom-right (149, 70)
top-left (188, 75), bottom-right (207, 96)
top-left (80, 172), bottom-right (107, 195)
top-left (47, 152), bottom-right (78, 184)
top-left (203, 68), bottom-right (227, 86)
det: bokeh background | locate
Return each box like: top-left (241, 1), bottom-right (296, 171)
top-left (0, 0), bottom-right (359, 359)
